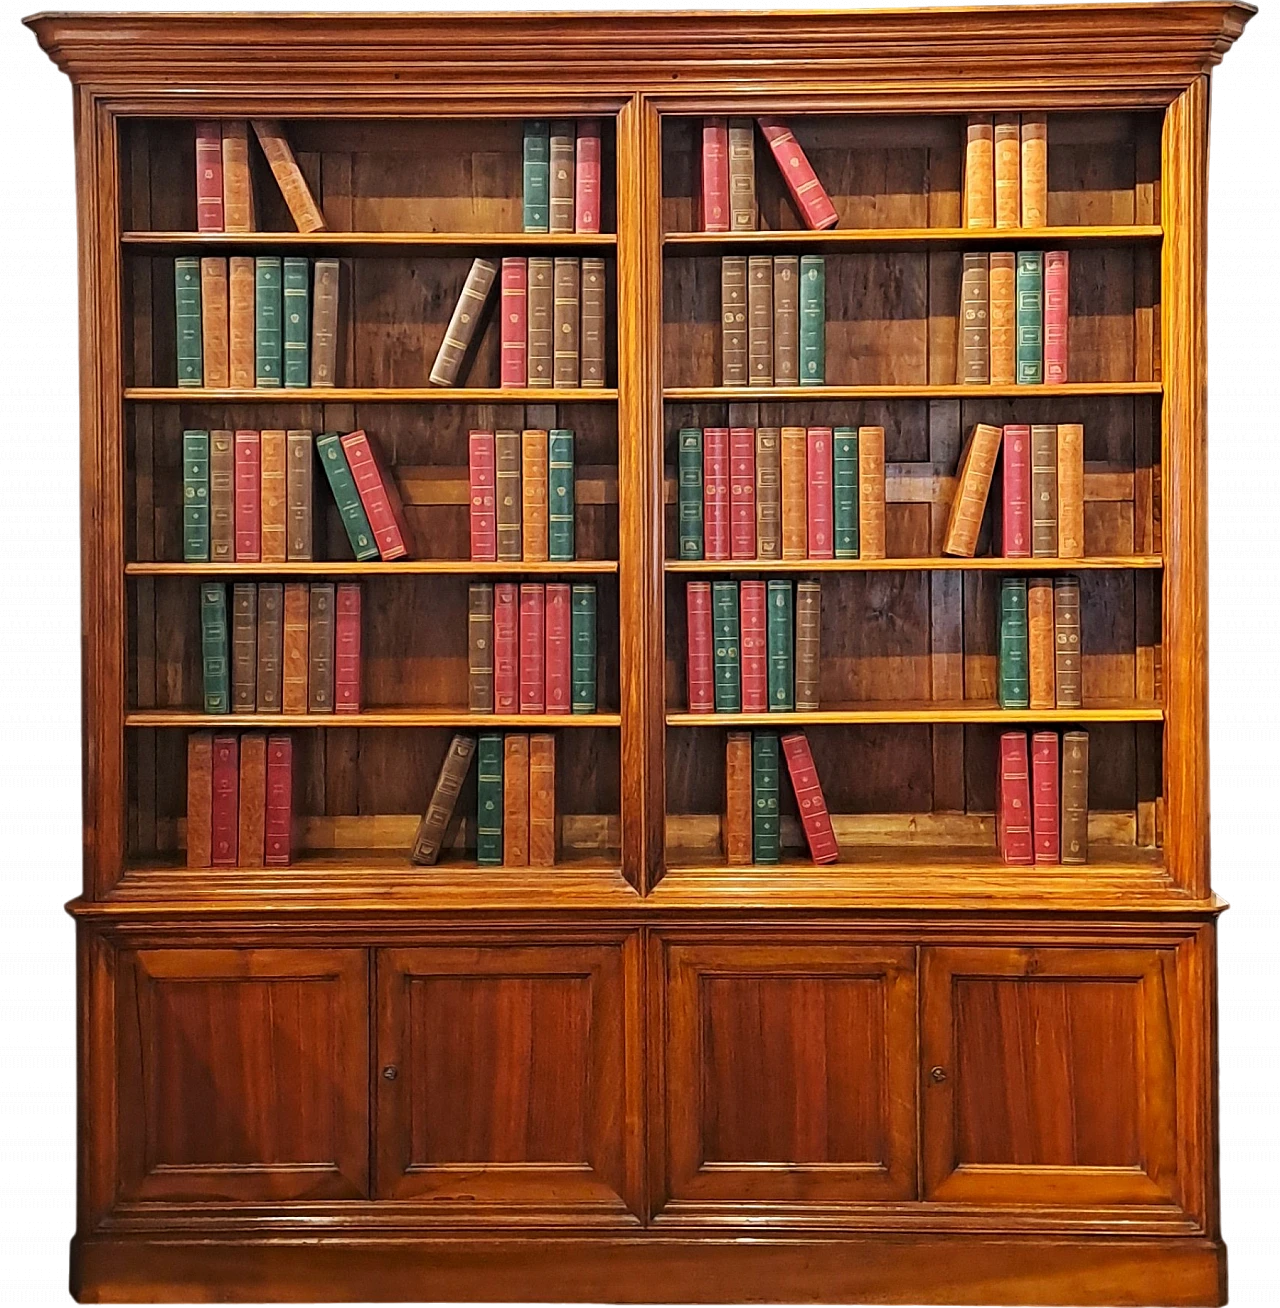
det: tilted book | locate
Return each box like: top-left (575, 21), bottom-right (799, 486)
top-left (429, 257), bottom-right (498, 386)
top-left (315, 431), bottom-right (378, 562)
top-left (942, 422), bottom-right (1002, 558)
top-left (756, 118), bottom-right (839, 230)
top-left (411, 734), bottom-right (477, 865)
top-left (340, 429), bottom-right (413, 561)
top-left (781, 731), bottom-right (840, 864)
top-left (251, 119), bottom-right (327, 233)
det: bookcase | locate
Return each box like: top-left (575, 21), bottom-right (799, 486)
top-left (29, 5), bottom-right (1251, 1304)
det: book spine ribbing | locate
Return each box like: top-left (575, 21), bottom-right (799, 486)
top-left (767, 579), bottom-right (794, 712)
top-left (994, 113), bottom-right (1021, 229)
top-left (747, 255), bottom-right (773, 385)
top-left (1032, 731), bottom-right (1061, 863)
top-left (545, 583), bottom-right (572, 713)
top-left (500, 256), bottom-right (528, 388)
top-left (581, 259), bottom-right (606, 388)
top-left (200, 257), bottom-right (229, 388)
top-left (527, 257), bottom-right (553, 386)
top-left (1027, 577), bottom-right (1056, 710)
top-left (469, 431), bottom-right (498, 562)
top-left (231, 581), bottom-right (258, 712)
top-left (997, 730), bottom-right (1034, 865)
top-left (520, 428), bottom-right (550, 562)
top-left (754, 427), bottom-right (782, 560)
top-left (175, 257), bottom-right (203, 386)
top-left (307, 582), bottom-right (335, 713)
top-left (729, 426), bottom-right (756, 559)
top-left (182, 429), bottom-right (210, 561)
top-left (721, 256), bottom-right (748, 385)
top-left (964, 115), bottom-right (994, 228)
top-left (263, 735), bottom-right (293, 867)
top-left (234, 429), bottom-right (261, 562)
top-left (794, 580), bottom-right (821, 711)
top-left (529, 733), bottom-right (556, 867)
top-left (411, 734), bottom-right (477, 865)
top-left (255, 582), bottom-right (284, 712)
top-left (238, 732), bottom-right (266, 869)
top-left (857, 425), bottom-right (886, 562)
top-left (200, 582), bottom-right (230, 714)
top-left (522, 120), bottom-right (550, 233)
top-left (571, 583), bottom-right (597, 713)
top-left (678, 427), bottom-right (704, 560)
top-left (315, 431), bottom-right (379, 562)
top-left (519, 584), bottom-right (546, 714)
top-left (221, 121), bottom-right (254, 234)
top-left (780, 731), bottom-right (839, 863)
top-left (186, 731), bottom-right (213, 868)
top-left (832, 426), bottom-right (859, 559)
top-left (1044, 249), bottom-right (1069, 384)
top-left (340, 429), bottom-right (413, 561)
top-left (259, 429), bottom-right (287, 564)
top-left (476, 734), bottom-right (504, 865)
top-left (429, 258), bottom-right (498, 387)
top-left (1053, 575), bottom-right (1083, 709)
top-left (739, 580), bottom-right (767, 713)
top-left (210, 735), bottom-right (239, 866)
top-left (1000, 423), bottom-right (1032, 558)
top-left (548, 428), bottom-right (576, 562)
top-left (575, 120), bottom-right (602, 234)
top-left (1016, 250), bottom-right (1044, 385)
top-left (282, 256), bottom-right (310, 387)
top-left (468, 583), bottom-right (495, 713)
top-left (1060, 729), bottom-right (1089, 864)
top-left (703, 426), bottom-right (731, 561)
top-left (495, 429), bottom-right (523, 561)
top-left (1020, 114), bottom-right (1048, 228)
top-left (798, 255), bottom-right (826, 385)
top-left (310, 258), bottom-right (340, 386)
top-left (686, 581), bottom-right (715, 713)
top-left (493, 582), bottom-right (519, 712)
top-left (549, 120), bottom-right (575, 235)
top-left (998, 577), bottom-right (1030, 709)
top-left (195, 121), bottom-right (224, 232)
top-left (989, 251), bottom-right (1017, 386)
top-left (552, 256), bottom-right (580, 388)
top-left (281, 582), bottom-right (309, 714)
top-left (334, 582), bottom-right (362, 714)
top-left (773, 256), bottom-right (799, 383)
top-left (712, 580), bottom-right (741, 713)
top-left (1030, 422), bottom-right (1059, 557)
top-left (285, 429), bottom-right (314, 561)
top-left (724, 731), bottom-right (754, 865)
top-left (806, 426), bottom-right (834, 559)
top-left (254, 256), bottom-right (283, 387)
top-left (727, 118), bottom-right (757, 232)
top-left (228, 256), bottom-right (255, 387)
top-left (700, 117), bottom-right (730, 233)
top-left (960, 253), bottom-right (990, 384)
top-left (751, 731), bottom-right (782, 864)
top-left (250, 119), bottom-right (327, 233)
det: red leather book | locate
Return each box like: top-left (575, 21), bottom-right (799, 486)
top-left (686, 581), bottom-right (714, 713)
top-left (781, 731), bottom-right (839, 864)
top-left (195, 120), bottom-right (224, 232)
top-left (1044, 249), bottom-right (1069, 384)
top-left (234, 429), bottom-right (261, 562)
top-left (703, 426), bottom-right (731, 561)
top-left (545, 582), bottom-right (572, 712)
top-left (996, 730), bottom-right (1034, 865)
top-left (729, 425), bottom-right (756, 559)
top-left (739, 580), bottom-right (767, 712)
top-left (806, 426), bottom-right (835, 560)
top-left (264, 734), bottom-right (293, 867)
top-left (334, 582), bottom-right (361, 714)
top-left (519, 582), bottom-right (546, 714)
top-left (756, 117), bottom-right (839, 231)
top-left (1000, 423), bottom-right (1032, 559)
top-left (210, 734), bottom-right (239, 867)
top-left (1032, 731), bottom-right (1061, 863)
top-left (700, 117), bottom-right (730, 233)
top-left (468, 429), bottom-right (497, 562)
top-left (575, 119), bottom-right (602, 234)
top-left (493, 581), bottom-right (519, 712)
top-left (340, 429), bottom-right (414, 561)
top-left (500, 257), bottom-right (528, 387)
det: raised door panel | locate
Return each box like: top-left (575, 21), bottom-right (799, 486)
top-left (655, 939), bottom-right (917, 1216)
top-left (921, 946), bottom-right (1180, 1208)
top-left (116, 948), bottom-right (370, 1203)
top-left (375, 939), bottom-right (640, 1220)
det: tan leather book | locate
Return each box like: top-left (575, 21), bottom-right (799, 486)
top-left (228, 256), bottom-right (255, 387)
top-left (527, 256), bottom-right (554, 387)
top-left (1057, 423), bottom-right (1085, 558)
top-left (1031, 423), bottom-right (1059, 557)
top-left (964, 114), bottom-right (994, 227)
top-left (503, 733), bottom-right (531, 866)
top-left (285, 429), bottom-right (313, 561)
top-left (580, 257), bottom-right (606, 388)
top-left (256, 582), bottom-right (283, 712)
top-left (468, 583), bottom-right (495, 712)
top-left (780, 425), bottom-right (807, 559)
top-left (942, 422), bottom-right (1002, 557)
top-left (773, 255), bottom-right (799, 384)
top-left (721, 256), bottom-right (748, 386)
top-left (221, 121), bottom-right (255, 233)
top-left (410, 733), bottom-right (477, 865)
top-left (310, 258), bottom-right (341, 386)
top-left (794, 580), bottom-right (822, 711)
top-left (724, 731), bottom-right (753, 865)
top-left (1020, 113), bottom-right (1049, 228)
top-left (429, 257), bottom-right (498, 386)
top-left (747, 255), bottom-right (773, 385)
top-left (728, 118), bottom-right (757, 231)
top-left (209, 430), bottom-right (235, 562)
top-left (988, 251), bottom-right (1017, 386)
top-left (994, 113), bottom-right (1021, 229)
top-left (282, 582), bottom-right (309, 714)
top-left (549, 119), bottom-right (575, 234)
top-left (858, 425), bottom-right (887, 561)
top-left (552, 257), bottom-right (580, 387)
top-left (237, 731), bottom-right (267, 868)
top-left (258, 429), bottom-right (287, 563)
top-left (200, 256), bottom-right (229, 387)
top-left (755, 427), bottom-right (782, 560)
top-left (495, 429), bottom-right (523, 561)
top-left (307, 582), bottom-right (335, 713)
top-left (1027, 577), bottom-right (1055, 709)
top-left (1053, 575), bottom-right (1083, 708)
top-left (250, 118), bottom-right (326, 233)
top-left (959, 252), bottom-right (990, 384)
top-left (231, 582), bottom-right (258, 712)
top-left (521, 428), bottom-right (549, 562)
top-left (186, 730), bottom-right (214, 868)
top-left (529, 732), bottom-right (556, 867)
top-left (1060, 729), bottom-right (1089, 864)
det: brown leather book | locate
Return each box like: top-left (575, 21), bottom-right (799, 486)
top-left (727, 118), bottom-right (757, 231)
top-left (773, 255), bottom-right (799, 384)
top-left (724, 731), bottom-right (753, 865)
top-left (228, 256), bottom-right (255, 387)
top-left (794, 580), bottom-right (822, 711)
top-left (221, 121), bottom-right (255, 233)
top-left (429, 257), bottom-right (498, 386)
top-left (943, 422), bottom-right (1002, 557)
top-left (858, 425), bottom-right (887, 561)
top-left (959, 252), bottom-right (990, 384)
top-left (994, 113), bottom-right (1021, 229)
top-left (250, 119), bottom-right (327, 233)
top-left (286, 429), bottom-right (313, 560)
top-left (1027, 577), bottom-right (1055, 709)
top-left (468, 583), bottom-right (495, 712)
top-left (529, 733), bottom-right (556, 867)
top-left (527, 256), bottom-right (554, 387)
top-left (503, 733), bottom-right (531, 866)
top-left (310, 258), bottom-right (341, 386)
top-left (552, 257), bottom-right (580, 387)
top-left (231, 582), bottom-right (258, 712)
top-left (1031, 423), bottom-right (1059, 557)
top-left (200, 256), bottom-right (229, 387)
top-left (521, 428), bottom-right (549, 561)
top-left (580, 257), bottom-right (606, 388)
top-left (256, 582), bottom-right (283, 712)
top-left (495, 429), bottom-right (523, 561)
top-left (410, 733), bottom-right (477, 866)
top-left (1053, 575), bottom-right (1083, 708)
top-left (747, 255), bottom-right (773, 385)
top-left (549, 119), bottom-right (575, 234)
top-left (259, 429), bottom-right (287, 563)
top-left (989, 251), bottom-right (1017, 386)
top-left (1057, 423), bottom-right (1085, 558)
top-left (237, 731), bottom-right (267, 868)
top-left (282, 582), bottom-right (309, 713)
top-left (186, 730), bottom-right (214, 868)
top-left (755, 427), bottom-right (782, 560)
top-left (964, 114), bottom-right (994, 227)
top-left (209, 430), bottom-right (235, 562)
top-left (721, 255), bottom-right (748, 386)
top-left (1060, 729), bottom-right (1089, 864)
top-left (307, 582), bottom-right (335, 713)
top-left (1020, 113), bottom-right (1049, 228)
top-left (780, 425), bottom-right (807, 559)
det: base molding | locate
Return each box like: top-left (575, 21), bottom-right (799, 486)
top-left (71, 1232), bottom-right (1227, 1305)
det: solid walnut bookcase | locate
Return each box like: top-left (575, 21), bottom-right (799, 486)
top-left (30, 6), bottom-right (1250, 1305)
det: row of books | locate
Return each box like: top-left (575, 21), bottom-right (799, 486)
top-left (960, 249), bottom-right (1068, 386)
top-left (467, 427), bottom-right (578, 562)
top-left (522, 120), bottom-right (602, 235)
top-left (678, 424), bottom-right (885, 562)
top-left (724, 730), bottom-right (839, 864)
top-left (194, 118), bottom-right (326, 234)
top-left (944, 421), bottom-right (1085, 559)
top-left (468, 582), bottom-right (598, 714)
top-left (687, 579), bottom-right (820, 714)
top-left (186, 731), bottom-right (294, 868)
top-left (998, 729), bottom-right (1089, 865)
top-left (999, 577), bottom-right (1082, 711)
top-left (176, 255), bottom-right (340, 388)
top-left (721, 254), bottom-right (825, 386)
top-left (963, 113), bottom-right (1049, 230)
top-left (201, 581), bottom-right (361, 716)
top-left (700, 117), bottom-right (839, 233)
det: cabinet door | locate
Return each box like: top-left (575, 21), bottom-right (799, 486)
top-left (375, 940), bottom-right (639, 1219)
top-left (117, 948), bottom-right (370, 1203)
top-left (921, 946), bottom-right (1179, 1208)
top-left (655, 939), bottom-right (918, 1215)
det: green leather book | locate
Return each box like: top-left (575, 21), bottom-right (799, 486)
top-left (200, 582), bottom-right (230, 715)
top-left (182, 429), bottom-right (210, 561)
top-left (255, 255), bottom-right (283, 387)
top-left (999, 576), bottom-right (1030, 708)
top-left (678, 427), bottom-right (704, 560)
top-left (523, 120), bottom-right (550, 233)
top-left (548, 428), bottom-right (575, 561)
top-left (175, 256), bottom-right (203, 387)
top-left (833, 426), bottom-right (859, 558)
top-left (315, 431), bottom-right (380, 561)
top-left (476, 733), bottom-right (504, 865)
top-left (1016, 250), bottom-right (1043, 385)
top-left (712, 580), bottom-right (741, 713)
top-left (752, 730), bottom-right (782, 864)
top-left (766, 579), bottom-right (794, 711)
top-left (798, 254), bottom-right (825, 386)
top-left (282, 256), bottom-right (310, 387)
top-left (571, 583), bottom-right (597, 713)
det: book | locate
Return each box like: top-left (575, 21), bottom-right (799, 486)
top-left (747, 255), bottom-right (773, 384)
top-left (182, 429), bottom-right (210, 561)
top-left (228, 256), bottom-right (255, 386)
top-left (310, 258), bottom-right (340, 386)
top-left (340, 429), bottom-right (413, 561)
top-left (833, 426), bottom-right (859, 559)
top-left (1020, 114), bottom-right (1048, 228)
top-left (231, 582), bottom-right (257, 712)
top-left (186, 731), bottom-right (214, 868)
top-left (724, 731), bottom-right (753, 865)
top-left (581, 258), bottom-right (606, 387)
top-left (259, 429), bottom-right (287, 563)
top-left (739, 580), bottom-right (767, 713)
top-left (522, 120), bottom-right (550, 233)
top-left (552, 256), bottom-right (580, 387)
top-left (996, 731), bottom-right (1034, 865)
top-left (234, 429), bottom-right (261, 561)
top-left (1060, 730), bottom-right (1089, 864)
top-left (307, 582), bottom-right (334, 713)
top-left (221, 121), bottom-right (254, 233)
top-left (200, 582), bottom-right (230, 714)
top-left (794, 580), bottom-right (821, 711)
top-left (998, 577), bottom-right (1030, 709)
top-left (548, 428), bottom-right (576, 561)
top-left (756, 118), bottom-right (839, 230)
top-left (175, 256), bottom-right (202, 386)
top-left (519, 583), bottom-right (546, 714)
top-left (529, 733), bottom-right (556, 866)
top-left (493, 582), bottom-right (519, 712)
top-left (857, 425), bottom-right (886, 562)
top-left (959, 253), bottom-right (990, 384)
top-left (315, 431), bottom-right (378, 562)
top-left (521, 428), bottom-right (549, 561)
top-left (334, 582), bottom-right (361, 714)
top-left (285, 429), bottom-right (313, 561)
top-left (1044, 249), bottom-right (1069, 384)
top-left (1027, 577), bottom-right (1055, 710)
top-left (781, 731), bottom-right (839, 863)
top-left (755, 427), bottom-right (782, 560)
top-left (1056, 423), bottom-right (1085, 559)
top-left (751, 731), bottom-right (782, 864)
top-left (200, 256), bottom-right (229, 387)
top-left (411, 734), bottom-right (477, 865)
top-left (686, 581), bottom-right (715, 714)
top-left (238, 732), bottom-right (266, 869)
top-left (195, 121), bottom-right (224, 232)
top-left (281, 582), bottom-right (309, 714)
top-left (994, 112), bottom-right (1020, 229)
top-left (209, 430), bottom-right (234, 562)
top-left (549, 119), bottom-right (575, 234)
top-left (1016, 249), bottom-right (1044, 385)
top-left (700, 116), bottom-right (730, 232)
top-left (250, 119), bottom-right (326, 232)
top-left (210, 734), bottom-right (239, 866)
top-left (1031, 731), bottom-right (1060, 863)
top-left (963, 115), bottom-right (994, 227)
top-left (255, 582), bottom-right (283, 713)
top-left (943, 422), bottom-right (1002, 557)
top-left (1031, 422), bottom-right (1059, 557)
top-left (254, 255), bottom-right (282, 387)
top-left (806, 426), bottom-right (834, 559)
top-left (527, 256), bottom-right (553, 385)
top-left (780, 425), bottom-right (807, 559)
top-left (767, 579), bottom-right (794, 711)
top-left (264, 735), bottom-right (293, 867)
top-left (721, 256), bottom-right (748, 385)
top-left (677, 427), bottom-right (704, 560)
top-left (495, 429), bottom-right (522, 561)
top-left (429, 257), bottom-right (498, 386)
top-left (729, 426), bottom-right (756, 559)
top-left (798, 255), bottom-right (826, 384)
top-left (773, 256), bottom-right (799, 384)
top-left (503, 733), bottom-right (531, 866)
top-left (571, 583), bottom-right (597, 712)
top-left (727, 118), bottom-right (756, 231)
top-left (1000, 423), bottom-right (1032, 558)
top-left (575, 119), bottom-right (602, 233)
top-left (1053, 575), bottom-right (1083, 709)
top-left (545, 583), bottom-right (572, 713)
top-left (476, 734), bottom-right (504, 865)
top-left (703, 426), bottom-right (731, 561)
top-left (468, 583), bottom-right (495, 713)
top-left (989, 251), bottom-right (1017, 386)
top-left (282, 256), bottom-right (310, 387)
top-left (712, 581), bottom-right (741, 713)
top-left (468, 429), bottom-right (498, 562)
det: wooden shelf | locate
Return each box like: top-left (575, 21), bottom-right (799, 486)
top-left (666, 701), bottom-right (1163, 726)
top-left (127, 709), bottom-right (621, 728)
top-left (123, 230), bottom-right (617, 253)
top-left (665, 382), bottom-right (1161, 401)
top-left (125, 386), bottom-right (617, 403)
top-left (662, 224), bottom-right (1162, 251)
top-left (664, 555), bottom-right (1162, 573)
top-left (127, 559), bottom-right (618, 577)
